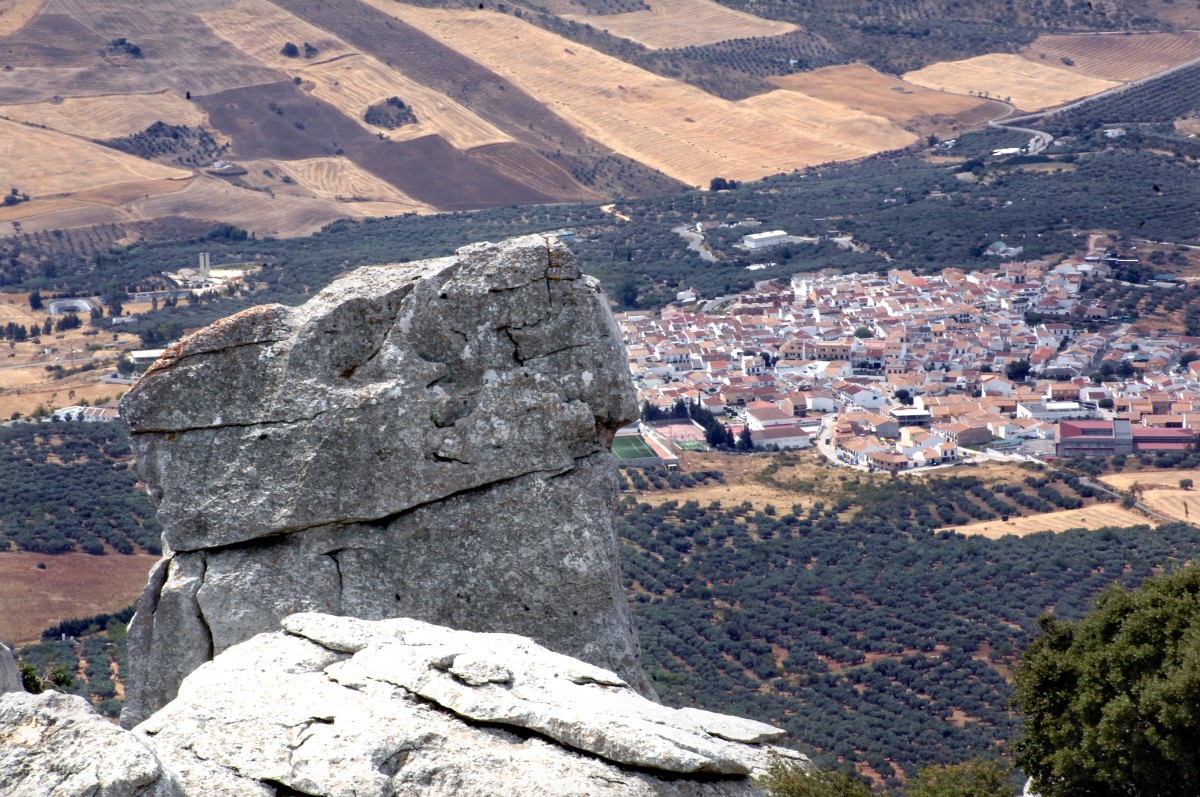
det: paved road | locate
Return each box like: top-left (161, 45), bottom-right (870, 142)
top-left (673, 225), bottom-right (716, 262)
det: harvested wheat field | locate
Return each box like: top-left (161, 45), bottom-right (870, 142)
top-left (297, 55), bottom-right (513, 148)
top-left (0, 552), bottom-right (157, 645)
top-left (904, 54), bottom-right (1121, 112)
top-left (0, 0), bottom-right (43, 35)
top-left (0, 92), bottom-right (205, 140)
top-left (126, 175), bottom-right (386, 238)
top-left (201, 0), bottom-right (514, 149)
top-left (0, 118), bottom-right (191, 198)
top-left (1136, 489), bottom-right (1200, 525)
top-left (198, 0), bottom-right (353, 70)
top-left (1022, 32), bottom-right (1200, 83)
top-left (768, 64), bottom-right (995, 124)
top-left (944, 504), bottom-right (1157, 538)
top-left (559, 0), bottom-right (797, 50)
top-left (271, 156), bottom-right (433, 210)
top-left (359, 2), bottom-right (913, 185)
top-left (1101, 469), bottom-right (1200, 491)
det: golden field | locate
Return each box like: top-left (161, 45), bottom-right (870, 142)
top-left (904, 53), bottom-right (1121, 111)
top-left (356, 2), bottom-right (915, 186)
top-left (559, 0), bottom-right (798, 50)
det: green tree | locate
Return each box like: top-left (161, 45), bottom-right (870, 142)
top-left (1005, 359), bottom-right (1032, 382)
top-left (1182, 478), bottom-right (1194, 490)
top-left (757, 756), bottom-right (871, 797)
top-left (1012, 565), bottom-right (1200, 797)
top-left (736, 425), bottom-right (754, 451)
top-left (28, 290), bottom-right (42, 311)
top-left (280, 41), bottom-right (300, 57)
top-left (906, 757), bottom-right (1012, 797)
top-left (19, 661), bottom-right (44, 694)
top-left (853, 326), bottom-right (874, 338)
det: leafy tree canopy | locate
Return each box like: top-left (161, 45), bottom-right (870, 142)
top-left (1012, 565), bottom-right (1200, 797)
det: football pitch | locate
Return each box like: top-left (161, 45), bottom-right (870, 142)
top-left (612, 434), bottom-right (656, 459)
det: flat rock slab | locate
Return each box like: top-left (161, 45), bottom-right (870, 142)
top-left (138, 613), bottom-right (804, 796)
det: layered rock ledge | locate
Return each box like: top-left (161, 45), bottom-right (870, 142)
top-left (119, 235), bottom-right (650, 725)
top-left (1, 614), bottom-right (805, 797)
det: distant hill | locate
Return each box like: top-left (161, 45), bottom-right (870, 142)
top-left (0, 0), bottom-right (1193, 239)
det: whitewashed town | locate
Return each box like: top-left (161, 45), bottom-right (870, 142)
top-left (617, 254), bottom-right (1200, 472)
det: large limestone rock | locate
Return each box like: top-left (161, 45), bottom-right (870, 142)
top-left (0, 639), bottom-right (22, 695)
top-left (0, 614), bottom-right (801, 797)
top-left (121, 235), bottom-right (647, 726)
top-left (0, 691), bottom-right (179, 797)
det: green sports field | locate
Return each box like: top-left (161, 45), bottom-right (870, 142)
top-left (612, 434), bottom-right (656, 459)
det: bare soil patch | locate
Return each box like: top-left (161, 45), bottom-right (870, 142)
top-left (197, 80), bottom-right (586, 209)
top-left (363, 3), bottom-right (914, 186)
top-left (0, 552), bottom-right (156, 645)
top-left (0, 92), bottom-right (205, 140)
top-left (1021, 32), bottom-right (1200, 83)
top-left (904, 54), bottom-right (1121, 112)
top-left (201, 0), bottom-right (517, 148)
top-left (943, 505), bottom-right (1156, 538)
top-left (559, 0), bottom-right (797, 50)
top-left (768, 64), bottom-right (992, 124)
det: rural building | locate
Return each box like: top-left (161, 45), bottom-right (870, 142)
top-left (751, 426), bottom-right (811, 450)
top-left (742, 230), bottom-right (788, 250)
top-left (1016, 401), bottom-right (1095, 421)
top-left (1055, 420), bottom-right (1197, 457)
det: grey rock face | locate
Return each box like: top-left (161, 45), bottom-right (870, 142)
top-left (0, 691), bottom-right (179, 797)
top-left (0, 615), bottom-right (802, 797)
top-left (121, 235), bottom-right (647, 726)
top-left (139, 613), bottom-right (801, 796)
top-left (0, 640), bottom-right (21, 695)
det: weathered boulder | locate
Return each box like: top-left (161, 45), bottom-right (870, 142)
top-left (0, 639), bottom-right (21, 695)
top-left (144, 613), bottom-right (799, 796)
top-left (121, 235), bottom-right (647, 726)
top-left (0, 691), bottom-right (179, 797)
top-left (1, 615), bottom-right (801, 797)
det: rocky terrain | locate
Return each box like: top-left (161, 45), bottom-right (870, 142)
top-left (119, 233), bottom-right (650, 725)
top-left (1, 613), bottom-right (803, 796)
top-left (0, 234), bottom-right (804, 796)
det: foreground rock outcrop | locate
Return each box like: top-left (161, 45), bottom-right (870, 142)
top-left (1, 614), bottom-right (804, 797)
top-left (0, 690), bottom-right (177, 797)
top-left (120, 235), bottom-right (648, 725)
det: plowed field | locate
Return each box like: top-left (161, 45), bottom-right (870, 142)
top-left (768, 64), bottom-right (996, 124)
top-left (904, 54), bottom-right (1121, 111)
top-left (200, 0), bottom-right (512, 149)
top-left (1022, 32), bottom-right (1200, 82)
top-left (559, 0), bottom-right (797, 50)
top-left (0, 552), bottom-right (157, 645)
top-left (358, 2), bottom-right (914, 186)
